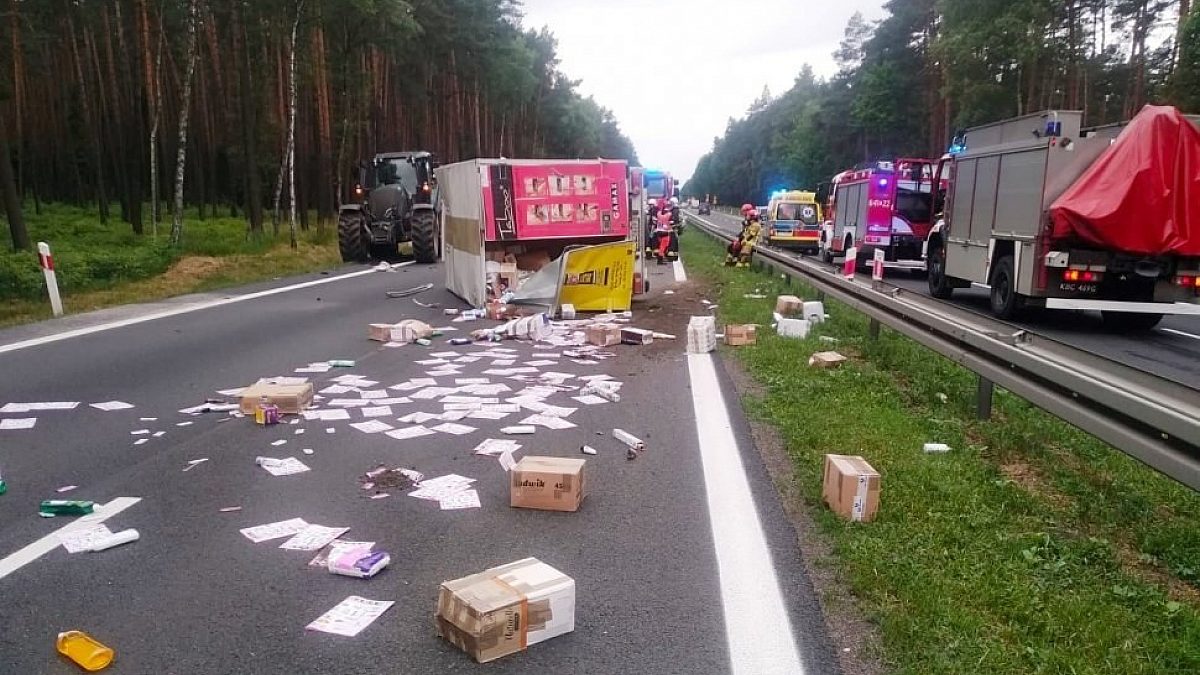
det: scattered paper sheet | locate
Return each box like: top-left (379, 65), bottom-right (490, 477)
top-left (429, 351), bottom-right (460, 358)
top-left (358, 390), bottom-right (388, 399)
top-left (306, 596), bottom-right (395, 637)
top-left (572, 395), bottom-right (608, 405)
top-left (56, 485), bottom-right (78, 493)
top-left (409, 474), bottom-right (475, 501)
top-left (410, 387), bottom-right (458, 400)
top-left (398, 412), bottom-right (440, 424)
top-left (385, 426), bottom-right (435, 440)
top-left (439, 410), bottom-right (471, 421)
top-left (280, 525), bottom-right (351, 551)
top-left (90, 401), bottom-right (135, 411)
top-left (183, 458), bottom-right (209, 472)
top-left (1, 418), bottom-right (37, 430)
top-left (309, 540), bottom-right (375, 567)
top-left (216, 388), bottom-right (245, 397)
top-left (578, 374), bottom-right (614, 381)
top-left (60, 524), bottom-right (114, 553)
top-left (414, 359), bottom-right (449, 366)
top-left (319, 385), bottom-right (354, 395)
top-left (271, 439), bottom-right (288, 446)
top-left (0, 402), bottom-right (78, 413)
top-left (240, 518), bottom-right (309, 543)
top-left (259, 457), bottom-right (311, 476)
top-left (328, 399), bottom-right (370, 407)
top-left (467, 410), bottom-right (510, 420)
top-left (361, 406), bottom-right (393, 418)
top-left (521, 414), bottom-right (577, 430)
top-left (176, 421), bottom-right (194, 427)
top-left (439, 489), bottom-right (481, 510)
top-left (431, 422), bottom-right (476, 435)
top-left (350, 420), bottom-right (394, 434)
top-left (489, 359), bottom-right (516, 367)
top-left (133, 438), bottom-right (149, 446)
top-left (455, 378), bottom-right (490, 385)
top-left (472, 439), bottom-right (521, 456)
top-left (389, 378), bottom-right (437, 391)
top-left (302, 409), bottom-right (351, 421)
top-left (498, 451), bottom-right (518, 472)
top-left (454, 356), bottom-right (482, 363)
top-left (525, 360), bottom-right (558, 367)
top-left (371, 397), bottom-right (412, 406)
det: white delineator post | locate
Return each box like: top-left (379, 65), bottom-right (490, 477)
top-left (843, 245), bottom-right (858, 280)
top-left (37, 241), bottom-right (63, 316)
top-left (872, 248), bottom-right (885, 281)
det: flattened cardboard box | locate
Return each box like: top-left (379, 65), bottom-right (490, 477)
top-left (238, 380), bottom-right (314, 415)
top-left (809, 351), bottom-right (847, 368)
top-left (822, 454), bottom-right (881, 522)
top-left (510, 456), bottom-right (586, 512)
top-left (585, 323), bottom-right (621, 347)
top-left (724, 324), bottom-right (757, 346)
top-left (775, 294), bottom-right (804, 316)
top-left (436, 557), bottom-right (575, 663)
top-left (368, 323), bottom-right (393, 342)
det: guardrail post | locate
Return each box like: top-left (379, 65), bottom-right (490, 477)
top-left (868, 318), bottom-right (880, 340)
top-left (976, 376), bottom-right (994, 420)
top-left (816, 290), bottom-right (825, 302)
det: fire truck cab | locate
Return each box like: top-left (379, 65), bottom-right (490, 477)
top-left (818, 159), bottom-right (938, 270)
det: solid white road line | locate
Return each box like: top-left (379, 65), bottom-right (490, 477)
top-left (687, 353), bottom-right (805, 675)
top-left (1161, 327), bottom-right (1200, 342)
top-left (0, 497), bottom-right (142, 581)
top-left (673, 258), bottom-right (688, 282)
top-left (0, 264), bottom-right (412, 355)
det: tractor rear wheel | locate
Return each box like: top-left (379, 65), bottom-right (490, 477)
top-left (411, 209), bottom-right (438, 264)
top-left (338, 212), bottom-right (368, 263)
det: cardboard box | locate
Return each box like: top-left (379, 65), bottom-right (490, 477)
top-left (822, 454), bottom-right (881, 522)
top-left (809, 351), bottom-right (847, 368)
top-left (586, 323), bottom-right (621, 347)
top-left (510, 456), bottom-right (587, 512)
top-left (436, 557), bottom-right (576, 663)
top-left (238, 380), bottom-right (314, 415)
top-left (620, 327), bottom-right (654, 345)
top-left (775, 294), bottom-right (804, 316)
top-left (724, 324), bottom-right (757, 346)
top-left (368, 323), bottom-right (393, 342)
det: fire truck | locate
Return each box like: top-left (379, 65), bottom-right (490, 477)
top-left (818, 158), bottom-right (938, 270)
top-left (642, 169), bottom-right (677, 204)
top-left (925, 107), bottom-right (1200, 330)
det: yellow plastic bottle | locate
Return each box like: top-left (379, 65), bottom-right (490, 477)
top-left (56, 631), bottom-right (114, 671)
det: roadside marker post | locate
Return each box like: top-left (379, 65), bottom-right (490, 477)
top-left (843, 246), bottom-right (857, 280)
top-left (872, 248), bottom-right (885, 281)
top-left (37, 241), bottom-right (64, 317)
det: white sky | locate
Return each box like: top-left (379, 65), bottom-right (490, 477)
top-left (519, 0), bottom-right (888, 181)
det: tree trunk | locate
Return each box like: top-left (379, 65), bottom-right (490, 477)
top-left (149, 23), bottom-right (163, 237)
top-left (67, 10), bottom-right (108, 224)
top-left (313, 23), bottom-right (333, 228)
top-left (286, 0), bottom-right (304, 248)
top-left (0, 110), bottom-right (29, 251)
top-left (170, 0), bottom-right (201, 246)
top-left (232, 0), bottom-right (262, 234)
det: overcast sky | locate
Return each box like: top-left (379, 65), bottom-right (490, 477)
top-left (519, 0), bottom-right (887, 182)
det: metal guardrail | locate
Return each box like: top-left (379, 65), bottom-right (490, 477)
top-left (687, 212), bottom-right (1200, 491)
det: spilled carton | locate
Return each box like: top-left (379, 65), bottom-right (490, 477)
top-left (238, 380), bottom-right (314, 415)
top-left (775, 294), bottom-right (804, 317)
top-left (724, 324), bottom-right (757, 346)
top-left (809, 351), bottom-right (847, 369)
top-left (510, 456), bottom-right (586, 512)
top-left (586, 323), bottom-right (621, 347)
top-left (822, 454), bottom-right (881, 522)
top-left (436, 557), bottom-right (575, 663)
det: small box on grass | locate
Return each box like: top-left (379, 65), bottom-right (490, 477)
top-left (775, 294), bottom-right (804, 316)
top-left (510, 456), bottom-right (586, 512)
top-left (809, 351), bottom-right (847, 368)
top-left (822, 454), bottom-right (881, 522)
top-left (436, 557), bottom-right (575, 663)
top-left (724, 324), bottom-right (757, 346)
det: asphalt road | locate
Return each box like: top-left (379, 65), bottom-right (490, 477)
top-left (0, 258), bottom-right (837, 673)
top-left (698, 209), bottom-right (1200, 390)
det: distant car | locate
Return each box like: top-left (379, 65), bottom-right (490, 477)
top-left (698, 202), bottom-right (711, 215)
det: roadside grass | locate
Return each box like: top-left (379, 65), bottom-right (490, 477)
top-left (1, 203), bottom-right (340, 326)
top-left (682, 232), bottom-right (1200, 674)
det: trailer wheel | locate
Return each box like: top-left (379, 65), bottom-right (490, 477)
top-left (927, 243), bottom-right (954, 299)
top-left (1100, 311), bottom-right (1164, 332)
top-left (989, 255), bottom-right (1021, 319)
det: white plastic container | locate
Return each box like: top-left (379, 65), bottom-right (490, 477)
top-left (803, 301), bottom-right (826, 324)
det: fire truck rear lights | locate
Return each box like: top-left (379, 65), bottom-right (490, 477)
top-left (1064, 270), bottom-right (1102, 283)
top-left (1175, 275), bottom-right (1200, 288)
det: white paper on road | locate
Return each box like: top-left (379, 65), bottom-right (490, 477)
top-left (1, 402), bottom-right (78, 413)
top-left (454, 378), bottom-right (490, 385)
top-left (358, 390), bottom-right (388, 399)
top-left (372, 397), bottom-right (412, 406)
top-left (454, 356), bottom-right (482, 363)
top-left (430, 422), bottom-right (476, 436)
top-left (133, 438), bottom-right (149, 446)
top-left (572, 395), bottom-right (609, 405)
top-left (279, 525), bottom-right (351, 551)
top-left (467, 410), bottom-right (510, 420)
top-left (90, 401), bottom-right (135, 411)
top-left (240, 517), bottom-right (309, 543)
top-left (389, 378), bottom-right (436, 391)
top-left (308, 540), bottom-right (375, 567)
top-left (306, 596), bottom-right (395, 637)
top-left (578, 374), bottom-right (614, 381)
top-left (216, 388), bottom-right (245, 397)
top-left (385, 426), bottom-right (435, 440)
top-left (572, 359), bottom-right (600, 365)
top-left (539, 405), bottom-right (577, 418)
top-left (294, 365), bottom-right (332, 374)
top-left (482, 368), bottom-right (515, 376)
top-left (437, 410), bottom-right (469, 422)
top-left (410, 387), bottom-right (458, 400)
top-left (498, 451), bottom-right (518, 472)
top-left (520, 414), bottom-right (577, 430)
top-left (176, 421), bottom-right (194, 427)
top-left (441, 396), bottom-right (497, 405)
top-left (525, 360), bottom-right (558, 367)
top-left (409, 474), bottom-right (475, 501)
top-left (397, 412), bottom-right (440, 424)
top-left (319, 384), bottom-right (354, 395)
top-left (429, 351), bottom-right (461, 358)
top-left (59, 524), bottom-right (115, 553)
top-left (360, 406), bottom-right (393, 418)
top-left (259, 457), bottom-right (310, 476)
top-left (472, 439), bottom-right (521, 456)
top-left (0, 418), bottom-right (37, 430)
top-left (439, 489), bottom-right (481, 510)
top-left (414, 359), bottom-right (449, 366)
top-left (459, 383), bottom-right (511, 396)
top-left (480, 404), bottom-right (521, 414)
top-left (349, 420), bottom-right (393, 434)
top-left (270, 439), bottom-right (288, 446)
top-left (427, 369), bottom-right (462, 378)
top-left (328, 399), bottom-right (370, 407)
top-left (489, 359), bottom-right (516, 367)
top-left (303, 409), bottom-right (351, 421)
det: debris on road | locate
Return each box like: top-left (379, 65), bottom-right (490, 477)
top-left (510, 456), bottom-right (586, 512)
top-left (89, 401), bottom-right (135, 411)
top-left (612, 429), bottom-right (645, 458)
top-left (280, 524), bottom-right (351, 551)
top-left (822, 454), bottom-right (881, 523)
top-left (437, 557), bottom-right (575, 663)
top-left (581, 445), bottom-right (597, 456)
top-left (182, 459), bottom-right (209, 472)
top-left (923, 443), bottom-right (951, 454)
top-left (309, 540), bottom-right (375, 568)
top-left (218, 506), bottom-right (242, 513)
top-left (501, 425), bottom-right (536, 435)
top-left (240, 518), bottom-right (309, 543)
top-left (88, 528), bottom-right (140, 552)
top-left (687, 316), bottom-right (717, 354)
top-left (328, 549), bottom-right (390, 578)
top-left (361, 466), bottom-right (420, 491)
top-left (39, 500), bottom-right (94, 517)
top-left (59, 524), bottom-right (113, 552)
top-left (238, 379), bottom-right (314, 415)
top-left (1, 418), bottom-right (37, 430)
top-left (620, 327), bottom-right (654, 345)
top-left (307, 596), bottom-right (394, 637)
top-left (255, 457), bottom-right (310, 476)
top-left (384, 282), bottom-right (435, 299)
top-left (56, 485), bottom-right (78, 493)
top-left (585, 323), bottom-right (621, 347)
top-left (808, 351), bottom-right (847, 369)
top-left (57, 630), bottom-right (114, 671)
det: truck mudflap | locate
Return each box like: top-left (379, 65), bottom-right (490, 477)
top-left (1041, 298), bottom-right (1200, 315)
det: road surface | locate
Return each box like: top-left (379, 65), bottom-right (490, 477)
top-left (0, 257), bottom-right (836, 674)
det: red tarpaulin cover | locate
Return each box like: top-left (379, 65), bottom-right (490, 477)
top-left (1050, 105), bottom-right (1200, 256)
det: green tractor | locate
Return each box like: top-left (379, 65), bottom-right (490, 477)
top-left (339, 151), bottom-right (441, 264)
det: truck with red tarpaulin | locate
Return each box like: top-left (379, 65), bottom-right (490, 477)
top-left (924, 106), bottom-right (1200, 330)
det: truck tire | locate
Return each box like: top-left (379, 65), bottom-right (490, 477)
top-left (411, 210), bottom-right (438, 264)
top-left (989, 254), bottom-right (1021, 319)
top-left (927, 242), bottom-right (954, 299)
top-left (1101, 311), bottom-right (1164, 332)
top-left (338, 212), bottom-right (368, 263)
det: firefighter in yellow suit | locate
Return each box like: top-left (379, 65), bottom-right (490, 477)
top-left (725, 209), bottom-right (763, 267)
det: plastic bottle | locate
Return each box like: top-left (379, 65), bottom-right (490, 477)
top-left (56, 631), bottom-right (114, 671)
top-left (88, 529), bottom-right (139, 552)
top-left (0, 468), bottom-right (7, 496)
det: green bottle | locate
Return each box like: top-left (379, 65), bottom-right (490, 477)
top-left (0, 468), bottom-right (6, 495)
top-left (39, 500), bottom-right (94, 516)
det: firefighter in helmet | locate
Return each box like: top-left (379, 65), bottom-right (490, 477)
top-left (726, 208), bottom-right (762, 267)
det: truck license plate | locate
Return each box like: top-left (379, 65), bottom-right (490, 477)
top-left (1059, 283), bottom-right (1099, 294)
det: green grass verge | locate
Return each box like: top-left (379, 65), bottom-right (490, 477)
top-left (682, 232), bottom-right (1200, 674)
top-left (1, 203), bottom-right (340, 326)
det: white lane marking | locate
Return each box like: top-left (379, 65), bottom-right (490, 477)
top-left (0, 264), bottom-right (412, 355)
top-left (0, 497), bottom-right (142, 581)
top-left (673, 258), bottom-right (688, 282)
top-left (1161, 328), bottom-right (1200, 342)
top-left (687, 354), bottom-right (805, 675)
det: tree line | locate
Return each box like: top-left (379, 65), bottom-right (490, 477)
top-left (685, 0), bottom-right (1200, 206)
top-left (1, 0), bottom-right (639, 250)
